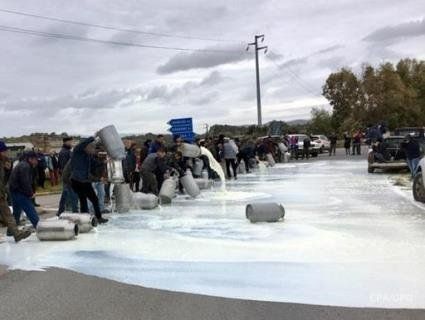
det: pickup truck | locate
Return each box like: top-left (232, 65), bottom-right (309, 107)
top-left (367, 136), bottom-right (408, 173)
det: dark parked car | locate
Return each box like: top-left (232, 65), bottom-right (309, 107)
top-left (367, 136), bottom-right (408, 173)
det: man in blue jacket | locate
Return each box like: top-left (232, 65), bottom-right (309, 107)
top-left (0, 142), bottom-right (32, 242)
top-left (70, 136), bottom-right (108, 224)
top-left (9, 151), bottom-right (40, 228)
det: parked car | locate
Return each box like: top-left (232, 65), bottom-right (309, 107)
top-left (311, 135), bottom-right (330, 153)
top-left (367, 136), bottom-right (408, 173)
top-left (288, 134), bottom-right (320, 158)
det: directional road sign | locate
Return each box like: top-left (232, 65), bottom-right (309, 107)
top-left (168, 117), bottom-right (195, 143)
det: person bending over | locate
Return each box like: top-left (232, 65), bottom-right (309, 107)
top-left (70, 136), bottom-right (108, 224)
top-left (141, 147), bottom-right (167, 195)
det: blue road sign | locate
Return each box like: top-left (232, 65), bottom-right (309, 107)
top-left (167, 118), bottom-right (193, 126)
top-left (179, 132), bottom-right (195, 142)
top-left (169, 125), bottom-right (193, 133)
top-left (168, 117), bottom-right (195, 142)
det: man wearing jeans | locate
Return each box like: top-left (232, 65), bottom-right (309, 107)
top-left (57, 160), bottom-right (79, 216)
top-left (402, 135), bottom-right (422, 177)
top-left (0, 141), bottom-right (32, 242)
top-left (9, 151), bottom-right (40, 228)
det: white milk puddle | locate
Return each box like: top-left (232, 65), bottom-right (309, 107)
top-left (1, 160), bottom-right (425, 308)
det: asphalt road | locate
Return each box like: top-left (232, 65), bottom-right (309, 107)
top-left (0, 267), bottom-right (424, 320)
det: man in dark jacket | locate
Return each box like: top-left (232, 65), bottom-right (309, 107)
top-left (58, 137), bottom-right (73, 173)
top-left (124, 140), bottom-right (137, 185)
top-left (35, 149), bottom-right (47, 188)
top-left (238, 141), bottom-right (255, 173)
top-left (70, 136), bottom-right (108, 224)
top-left (57, 160), bottom-right (79, 216)
top-left (148, 135), bottom-right (165, 154)
top-left (402, 135), bottom-right (422, 177)
top-left (329, 134), bottom-right (337, 156)
top-left (9, 151), bottom-right (40, 228)
top-left (141, 147), bottom-right (167, 195)
top-left (302, 137), bottom-right (311, 160)
top-left (0, 142), bottom-right (32, 242)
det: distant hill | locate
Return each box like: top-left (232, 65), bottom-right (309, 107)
top-left (3, 119), bottom-right (311, 150)
top-left (286, 119), bottom-right (309, 126)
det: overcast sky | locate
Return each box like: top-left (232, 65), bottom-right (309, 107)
top-left (0, 0), bottom-right (424, 136)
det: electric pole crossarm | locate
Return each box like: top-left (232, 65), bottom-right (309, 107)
top-left (246, 34), bottom-right (268, 126)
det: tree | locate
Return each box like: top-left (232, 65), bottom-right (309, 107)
top-left (323, 58), bottom-right (425, 133)
top-left (307, 108), bottom-right (333, 135)
top-left (322, 68), bottom-right (362, 132)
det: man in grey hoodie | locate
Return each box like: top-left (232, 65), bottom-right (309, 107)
top-left (223, 138), bottom-right (238, 180)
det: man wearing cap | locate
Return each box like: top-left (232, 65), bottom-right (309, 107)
top-left (58, 137), bottom-right (73, 173)
top-left (8, 150), bottom-right (40, 230)
top-left (57, 136), bottom-right (79, 216)
top-left (0, 141), bottom-right (32, 242)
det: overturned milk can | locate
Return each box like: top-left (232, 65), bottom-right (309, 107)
top-left (159, 178), bottom-right (177, 204)
top-left (59, 213), bottom-right (98, 233)
top-left (132, 192), bottom-right (159, 210)
top-left (246, 203), bottom-right (285, 223)
top-left (194, 178), bottom-right (213, 190)
top-left (36, 219), bottom-right (79, 241)
top-left (180, 170), bottom-right (201, 198)
top-left (181, 143), bottom-right (201, 158)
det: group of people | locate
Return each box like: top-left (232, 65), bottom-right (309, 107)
top-left (1, 135), bottom-right (113, 243)
top-left (343, 130), bottom-right (364, 156)
top-left (112, 134), bottom-right (289, 197)
top-left (1, 129), bottom-right (371, 243)
top-left (29, 149), bottom-right (61, 189)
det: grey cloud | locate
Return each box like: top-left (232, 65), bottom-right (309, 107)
top-left (145, 71), bottom-right (224, 103)
top-left (364, 19), bottom-right (425, 42)
top-left (0, 89), bottom-right (134, 115)
top-left (315, 45), bottom-right (344, 55)
top-left (109, 31), bottom-right (142, 46)
top-left (157, 44), bottom-right (250, 74)
top-left (188, 91), bottom-right (219, 106)
top-left (36, 23), bottom-right (90, 45)
top-left (0, 70), bottom-right (224, 119)
top-left (270, 45), bottom-right (343, 69)
top-left (317, 56), bottom-right (347, 69)
top-left (278, 57), bottom-right (309, 69)
top-left (165, 6), bottom-right (229, 32)
top-left (200, 71), bottom-right (223, 86)
top-left (265, 51), bottom-right (284, 61)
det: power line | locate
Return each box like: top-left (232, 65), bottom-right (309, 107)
top-left (0, 24), bottom-right (244, 53)
top-left (0, 8), bottom-right (242, 43)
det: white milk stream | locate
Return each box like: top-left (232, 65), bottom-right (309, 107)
top-left (200, 146), bottom-right (226, 190)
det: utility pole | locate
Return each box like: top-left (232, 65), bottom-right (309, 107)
top-left (204, 123), bottom-right (209, 137)
top-left (247, 35), bottom-right (268, 126)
